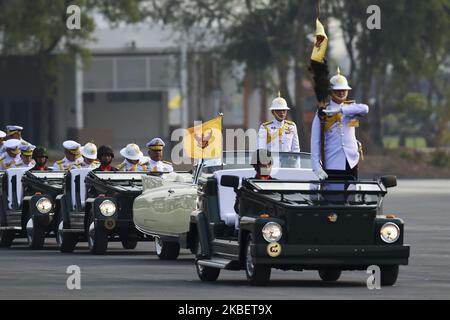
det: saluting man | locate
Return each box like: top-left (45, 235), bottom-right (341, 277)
top-left (16, 144), bottom-right (36, 168)
top-left (53, 140), bottom-right (83, 171)
top-left (258, 93), bottom-right (300, 153)
top-left (80, 142), bottom-right (100, 169)
top-left (141, 138), bottom-right (173, 173)
top-left (117, 143), bottom-right (148, 172)
top-left (0, 139), bottom-right (22, 170)
top-left (311, 67), bottom-right (369, 181)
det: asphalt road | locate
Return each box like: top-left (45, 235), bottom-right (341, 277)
top-left (1, 179), bottom-right (449, 300)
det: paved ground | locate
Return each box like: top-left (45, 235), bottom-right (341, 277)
top-left (0, 180), bottom-right (449, 300)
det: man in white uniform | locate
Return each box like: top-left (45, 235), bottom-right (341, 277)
top-left (16, 144), bottom-right (36, 168)
top-left (258, 93), bottom-right (300, 153)
top-left (117, 143), bottom-right (148, 172)
top-left (80, 142), bottom-right (100, 169)
top-left (53, 140), bottom-right (83, 171)
top-left (0, 130), bottom-right (7, 155)
top-left (311, 68), bottom-right (369, 180)
top-left (0, 139), bottom-right (22, 170)
top-left (141, 138), bottom-right (174, 173)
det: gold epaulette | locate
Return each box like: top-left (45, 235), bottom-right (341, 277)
top-left (285, 120), bottom-right (295, 125)
top-left (56, 159), bottom-right (64, 164)
top-left (324, 113), bottom-right (342, 131)
top-left (163, 160), bottom-right (172, 165)
top-left (262, 121), bottom-right (272, 126)
top-left (116, 163), bottom-right (125, 171)
top-left (343, 100), bottom-right (356, 105)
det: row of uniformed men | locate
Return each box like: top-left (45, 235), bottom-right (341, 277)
top-left (0, 129), bottom-right (173, 173)
top-left (258, 67), bottom-right (368, 180)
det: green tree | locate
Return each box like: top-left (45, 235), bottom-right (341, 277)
top-left (0, 0), bottom-right (142, 146)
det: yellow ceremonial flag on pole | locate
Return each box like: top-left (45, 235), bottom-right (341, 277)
top-left (183, 115), bottom-right (223, 159)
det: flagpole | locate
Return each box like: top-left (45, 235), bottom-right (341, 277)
top-left (219, 112), bottom-right (224, 171)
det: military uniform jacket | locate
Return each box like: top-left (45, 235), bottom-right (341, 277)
top-left (52, 157), bottom-right (83, 171)
top-left (258, 118), bottom-right (300, 152)
top-left (116, 159), bottom-right (148, 172)
top-left (15, 159), bottom-right (35, 169)
top-left (311, 100), bottom-right (369, 172)
top-left (141, 157), bottom-right (174, 173)
top-left (0, 154), bottom-right (21, 171)
top-left (80, 159), bottom-right (100, 169)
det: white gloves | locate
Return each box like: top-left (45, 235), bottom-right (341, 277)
top-left (322, 107), bottom-right (342, 116)
top-left (315, 167), bottom-right (328, 181)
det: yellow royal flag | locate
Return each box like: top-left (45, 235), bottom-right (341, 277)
top-left (183, 116), bottom-right (222, 159)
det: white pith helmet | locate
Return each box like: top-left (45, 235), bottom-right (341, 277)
top-left (120, 143), bottom-right (143, 161)
top-left (269, 92), bottom-right (290, 111)
top-left (81, 142), bottom-right (97, 160)
top-left (330, 67), bottom-right (352, 90)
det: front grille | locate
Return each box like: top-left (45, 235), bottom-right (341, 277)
top-left (287, 209), bottom-right (376, 245)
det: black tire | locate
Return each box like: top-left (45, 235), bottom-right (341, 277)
top-left (318, 268), bottom-right (342, 282)
top-left (26, 217), bottom-right (45, 250)
top-left (381, 265), bottom-right (399, 286)
top-left (244, 234), bottom-right (271, 286)
top-left (195, 239), bottom-right (220, 281)
top-left (56, 219), bottom-right (77, 253)
top-left (0, 230), bottom-right (14, 248)
top-left (121, 239), bottom-right (138, 250)
top-left (87, 215), bottom-right (108, 255)
top-left (155, 237), bottom-right (180, 260)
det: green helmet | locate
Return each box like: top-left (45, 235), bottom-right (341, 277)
top-left (32, 147), bottom-right (48, 160)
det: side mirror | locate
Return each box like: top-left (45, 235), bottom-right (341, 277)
top-left (220, 175), bottom-right (239, 189)
top-left (380, 175), bottom-right (397, 188)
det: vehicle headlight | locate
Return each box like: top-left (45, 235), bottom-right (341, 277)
top-left (36, 197), bottom-right (52, 214)
top-left (380, 222), bottom-right (400, 243)
top-left (99, 200), bottom-right (116, 217)
top-left (262, 222), bottom-right (282, 243)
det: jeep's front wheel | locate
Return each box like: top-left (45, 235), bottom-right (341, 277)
top-left (57, 219), bottom-right (77, 253)
top-left (245, 234), bottom-right (271, 286)
top-left (318, 268), bottom-right (342, 282)
top-left (195, 239), bottom-right (220, 281)
top-left (87, 216), bottom-right (108, 255)
top-left (155, 237), bottom-right (180, 260)
top-left (26, 217), bottom-right (45, 250)
top-left (381, 265), bottom-right (399, 286)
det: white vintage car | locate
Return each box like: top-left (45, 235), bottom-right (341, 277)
top-left (132, 151), bottom-right (314, 260)
top-left (133, 171), bottom-right (197, 259)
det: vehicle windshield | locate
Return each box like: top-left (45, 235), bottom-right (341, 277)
top-left (201, 151), bottom-right (311, 174)
top-left (248, 180), bottom-right (384, 207)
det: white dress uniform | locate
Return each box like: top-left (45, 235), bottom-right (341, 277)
top-left (257, 94), bottom-right (300, 152)
top-left (53, 157), bottom-right (83, 171)
top-left (141, 137), bottom-right (174, 173)
top-left (80, 142), bottom-right (100, 169)
top-left (117, 159), bottom-right (148, 172)
top-left (0, 130), bottom-right (7, 155)
top-left (258, 118), bottom-right (300, 152)
top-left (0, 139), bottom-right (22, 171)
top-left (144, 158), bottom-right (174, 173)
top-left (15, 144), bottom-right (36, 168)
top-left (117, 143), bottom-right (148, 172)
top-left (311, 100), bottom-right (369, 172)
top-left (53, 140), bottom-right (83, 171)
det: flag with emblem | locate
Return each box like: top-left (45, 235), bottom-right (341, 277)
top-left (183, 115), bottom-right (222, 159)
